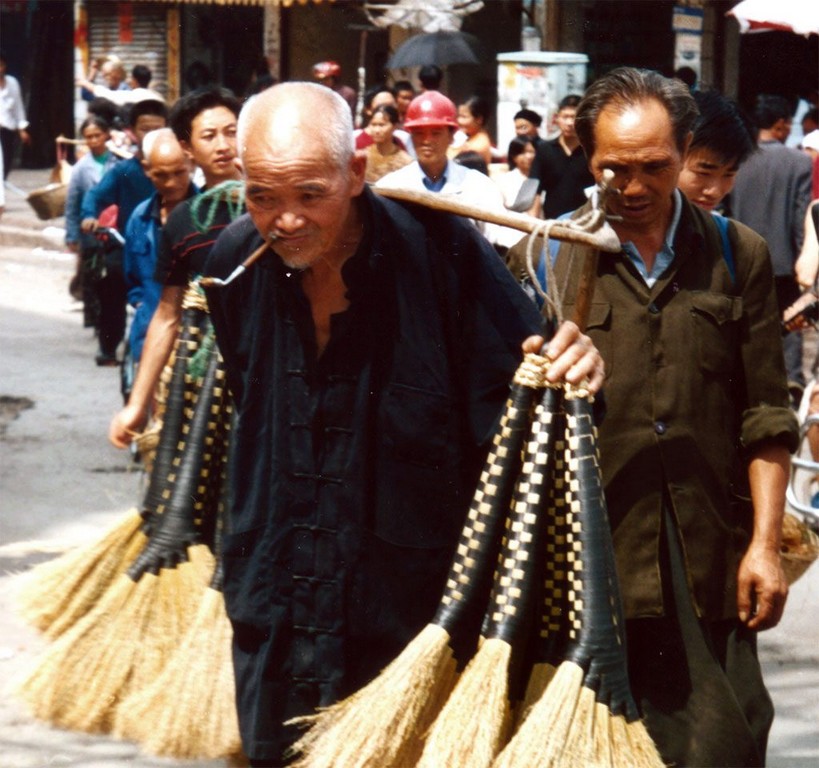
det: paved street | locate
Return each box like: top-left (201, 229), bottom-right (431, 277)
top-left (1, 169), bottom-right (818, 767)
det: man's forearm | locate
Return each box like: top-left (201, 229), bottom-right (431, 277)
top-left (747, 443), bottom-right (790, 550)
top-left (740, 442), bottom-right (790, 629)
top-left (127, 301), bottom-right (181, 416)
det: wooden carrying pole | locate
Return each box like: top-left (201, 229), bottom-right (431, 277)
top-left (373, 180), bottom-right (622, 254)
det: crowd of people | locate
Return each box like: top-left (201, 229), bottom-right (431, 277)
top-left (11, 50), bottom-right (819, 768)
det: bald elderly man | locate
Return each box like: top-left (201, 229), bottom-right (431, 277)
top-left (203, 81), bottom-right (603, 766)
top-left (123, 127), bottom-right (196, 363)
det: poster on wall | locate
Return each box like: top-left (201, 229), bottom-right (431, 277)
top-left (672, 5), bottom-right (704, 81)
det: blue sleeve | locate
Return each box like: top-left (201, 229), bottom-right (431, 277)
top-left (64, 167), bottom-right (85, 245)
top-left (80, 167), bottom-right (116, 220)
top-left (123, 213), bottom-right (143, 308)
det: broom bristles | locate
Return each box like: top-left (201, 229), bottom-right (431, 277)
top-left (115, 586), bottom-right (242, 760)
top-left (491, 660), bottom-right (583, 768)
top-left (514, 660), bottom-right (556, 729)
top-left (623, 718), bottom-right (665, 768)
top-left (14, 571), bottom-right (155, 730)
top-left (560, 684), bottom-right (598, 767)
top-left (13, 509), bottom-right (145, 635)
top-left (14, 545), bottom-right (214, 734)
top-left (609, 714), bottom-right (631, 768)
top-left (592, 701), bottom-right (614, 768)
top-left (287, 622), bottom-right (458, 768)
top-left (44, 523), bottom-right (149, 640)
top-left (417, 637), bottom-right (513, 768)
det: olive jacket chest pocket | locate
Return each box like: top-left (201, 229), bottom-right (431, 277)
top-left (689, 292), bottom-right (743, 374)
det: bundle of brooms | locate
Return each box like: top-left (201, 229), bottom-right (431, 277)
top-left (13, 320), bottom-right (228, 736)
top-left (290, 381), bottom-right (663, 768)
top-left (113, 349), bottom-right (243, 762)
top-left (288, 352), bottom-right (551, 767)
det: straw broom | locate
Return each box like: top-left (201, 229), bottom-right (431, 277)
top-left (13, 547), bottom-right (213, 733)
top-left (114, 359), bottom-right (242, 761)
top-left (492, 387), bottom-right (663, 768)
top-left (13, 345), bottom-right (227, 734)
top-left (13, 507), bottom-right (146, 637)
top-left (416, 383), bottom-right (564, 768)
top-left (286, 354), bottom-right (548, 768)
top-left (114, 562), bottom-right (243, 760)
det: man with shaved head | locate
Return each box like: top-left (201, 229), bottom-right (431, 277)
top-left (123, 127), bottom-right (196, 365)
top-left (204, 82), bottom-right (603, 766)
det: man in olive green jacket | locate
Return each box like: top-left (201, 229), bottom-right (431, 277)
top-left (531, 68), bottom-right (799, 767)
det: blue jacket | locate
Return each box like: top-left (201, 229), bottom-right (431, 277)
top-left (81, 156), bottom-right (154, 234)
top-left (123, 195), bottom-right (162, 361)
top-left (124, 185), bottom-right (198, 360)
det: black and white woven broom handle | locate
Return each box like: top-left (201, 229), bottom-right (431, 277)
top-left (562, 387), bottom-right (638, 721)
top-left (480, 383), bottom-right (564, 646)
top-left (128, 345), bottom-right (223, 579)
top-left (140, 308), bottom-right (206, 521)
top-left (434, 353), bottom-right (547, 635)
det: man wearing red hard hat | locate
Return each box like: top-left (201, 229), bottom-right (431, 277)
top-left (377, 91), bottom-right (521, 252)
top-left (312, 60), bottom-right (356, 115)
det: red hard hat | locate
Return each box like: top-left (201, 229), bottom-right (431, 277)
top-left (313, 61), bottom-right (341, 79)
top-left (403, 91), bottom-right (458, 130)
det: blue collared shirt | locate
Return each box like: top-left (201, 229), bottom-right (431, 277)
top-left (620, 190), bottom-right (683, 287)
top-left (422, 172), bottom-right (447, 192)
top-left (534, 190), bottom-right (684, 304)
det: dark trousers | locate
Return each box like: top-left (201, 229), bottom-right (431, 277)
top-left (1, 127), bottom-right (18, 179)
top-left (96, 254), bottom-right (127, 358)
top-left (627, 511), bottom-right (773, 767)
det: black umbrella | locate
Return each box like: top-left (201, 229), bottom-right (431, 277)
top-left (387, 30), bottom-right (485, 69)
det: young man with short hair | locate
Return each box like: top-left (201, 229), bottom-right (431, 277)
top-left (110, 86), bottom-right (242, 448)
top-left (677, 89), bottom-right (755, 212)
top-left (528, 94), bottom-right (595, 219)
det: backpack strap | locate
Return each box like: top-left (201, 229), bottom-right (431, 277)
top-left (711, 212), bottom-right (735, 284)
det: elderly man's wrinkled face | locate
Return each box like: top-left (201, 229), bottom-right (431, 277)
top-left (589, 99), bottom-right (687, 235)
top-left (242, 112), bottom-right (365, 271)
top-left (146, 145), bottom-right (191, 208)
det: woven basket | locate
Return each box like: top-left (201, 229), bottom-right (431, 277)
top-left (780, 512), bottom-right (819, 585)
top-left (27, 182), bottom-right (68, 220)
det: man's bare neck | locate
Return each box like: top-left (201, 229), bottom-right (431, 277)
top-left (559, 134), bottom-right (580, 155)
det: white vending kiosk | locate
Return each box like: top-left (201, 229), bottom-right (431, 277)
top-left (496, 51), bottom-right (589, 156)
